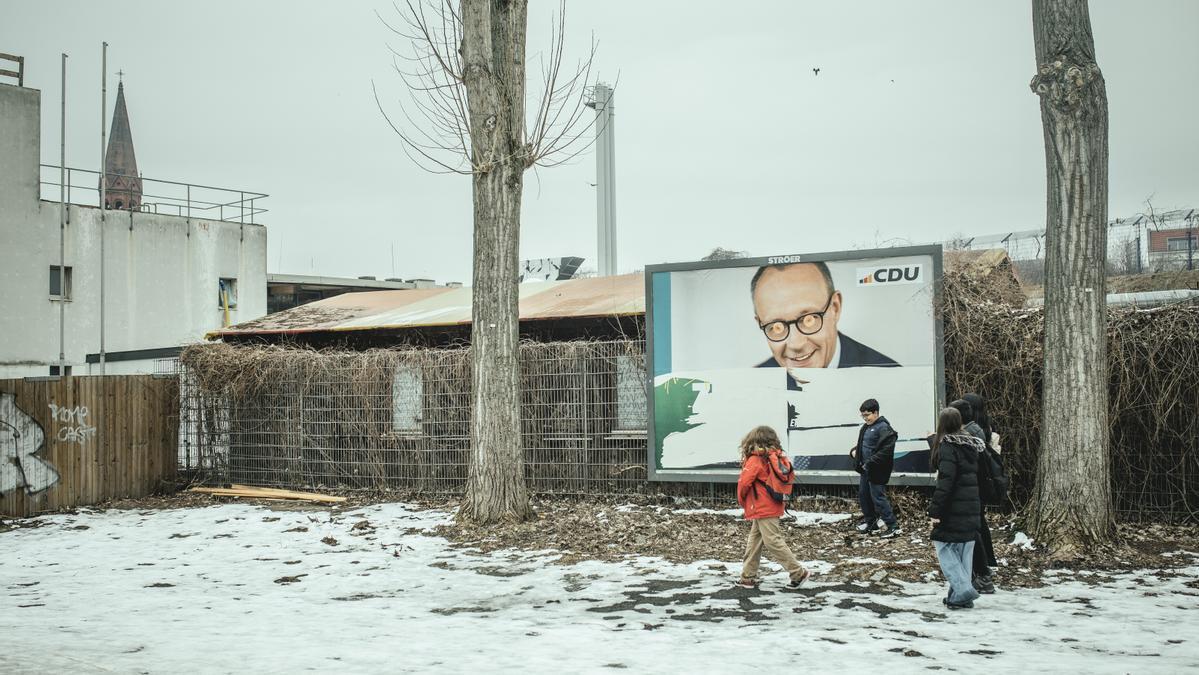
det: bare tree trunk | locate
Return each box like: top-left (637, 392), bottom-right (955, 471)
top-left (1028, 0), bottom-right (1115, 554)
top-left (459, 0), bottom-right (534, 524)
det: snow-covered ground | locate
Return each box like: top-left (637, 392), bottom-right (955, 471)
top-left (2, 503), bottom-right (1196, 674)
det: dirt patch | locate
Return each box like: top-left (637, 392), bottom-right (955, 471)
top-left (1108, 269), bottom-right (1199, 294)
top-left (434, 494), bottom-right (1199, 590)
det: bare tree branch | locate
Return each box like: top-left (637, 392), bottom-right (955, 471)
top-left (377, 0), bottom-right (602, 175)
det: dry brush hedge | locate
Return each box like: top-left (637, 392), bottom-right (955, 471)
top-left (941, 267), bottom-right (1199, 522)
top-left (178, 340), bottom-right (678, 497)
top-left (181, 271), bottom-right (1199, 521)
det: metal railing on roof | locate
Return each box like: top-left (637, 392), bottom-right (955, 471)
top-left (39, 164), bottom-right (268, 224)
top-left (0, 52), bottom-right (24, 86)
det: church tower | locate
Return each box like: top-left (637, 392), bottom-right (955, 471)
top-left (101, 80), bottom-right (142, 210)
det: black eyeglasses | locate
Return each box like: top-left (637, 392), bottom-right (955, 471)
top-left (759, 294), bottom-right (834, 342)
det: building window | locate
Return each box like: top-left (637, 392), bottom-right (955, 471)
top-left (392, 364), bottom-right (423, 433)
top-left (1166, 235), bottom-right (1197, 252)
top-left (218, 278), bottom-right (238, 309)
top-left (49, 265), bottom-right (72, 300)
top-left (49, 365), bottom-right (72, 377)
top-left (615, 353), bottom-right (647, 431)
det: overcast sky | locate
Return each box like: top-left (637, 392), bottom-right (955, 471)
top-left (6, 1), bottom-right (1197, 284)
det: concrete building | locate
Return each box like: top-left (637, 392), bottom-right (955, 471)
top-left (0, 77), bottom-right (267, 378)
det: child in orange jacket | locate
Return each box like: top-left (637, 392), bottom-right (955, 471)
top-left (736, 425), bottom-right (811, 589)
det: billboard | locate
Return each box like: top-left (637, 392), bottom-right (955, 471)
top-left (646, 246), bottom-right (944, 484)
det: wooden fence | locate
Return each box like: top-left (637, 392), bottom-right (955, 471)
top-left (1, 375), bottom-right (178, 517)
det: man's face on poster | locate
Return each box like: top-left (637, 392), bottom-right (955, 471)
top-left (752, 263), bottom-right (843, 368)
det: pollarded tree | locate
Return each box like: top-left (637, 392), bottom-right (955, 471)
top-left (376, 1), bottom-right (596, 524)
top-left (1027, 0), bottom-right (1116, 554)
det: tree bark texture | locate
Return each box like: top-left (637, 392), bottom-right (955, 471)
top-left (459, 0), bottom-right (535, 524)
top-left (1028, 0), bottom-right (1115, 553)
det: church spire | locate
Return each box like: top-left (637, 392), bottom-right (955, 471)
top-left (102, 80), bottom-right (142, 210)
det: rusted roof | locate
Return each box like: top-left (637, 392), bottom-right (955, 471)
top-left (209, 273), bottom-right (645, 338)
top-left (211, 252), bottom-right (1014, 339)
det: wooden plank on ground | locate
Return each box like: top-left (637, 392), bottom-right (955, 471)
top-left (189, 485), bottom-right (346, 503)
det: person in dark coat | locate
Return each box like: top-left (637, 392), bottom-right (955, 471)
top-left (949, 398), bottom-right (986, 445)
top-left (928, 407), bottom-right (983, 609)
top-left (849, 398), bottom-right (901, 538)
top-left (964, 392), bottom-right (999, 593)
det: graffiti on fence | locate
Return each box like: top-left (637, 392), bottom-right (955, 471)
top-left (1, 393), bottom-right (60, 495)
top-left (49, 403), bottom-right (97, 444)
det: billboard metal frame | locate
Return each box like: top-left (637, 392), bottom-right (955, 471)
top-left (644, 245), bottom-right (945, 486)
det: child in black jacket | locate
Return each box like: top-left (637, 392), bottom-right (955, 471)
top-left (928, 407), bottom-right (983, 609)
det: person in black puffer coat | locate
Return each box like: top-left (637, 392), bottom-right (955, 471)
top-left (928, 406), bottom-right (983, 609)
top-left (963, 392), bottom-right (999, 593)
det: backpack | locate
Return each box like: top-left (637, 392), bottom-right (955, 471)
top-left (977, 447), bottom-right (1009, 506)
top-left (758, 450), bottom-right (796, 504)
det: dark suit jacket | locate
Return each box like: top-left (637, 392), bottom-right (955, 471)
top-left (756, 333), bottom-right (899, 368)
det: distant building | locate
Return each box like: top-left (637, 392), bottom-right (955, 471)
top-left (1148, 220), bottom-right (1197, 271)
top-left (267, 274), bottom-right (456, 314)
top-left (0, 75), bottom-right (267, 377)
top-left (519, 256), bottom-right (584, 282)
top-left (951, 208), bottom-right (1197, 277)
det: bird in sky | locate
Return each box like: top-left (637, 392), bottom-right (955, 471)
top-left (812, 67), bottom-right (821, 76)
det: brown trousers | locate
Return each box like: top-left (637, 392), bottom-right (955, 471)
top-left (741, 516), bottom-right (806, 581)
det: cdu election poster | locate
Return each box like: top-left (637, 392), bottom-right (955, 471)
top-left (645, 246), bottom-right (944, 484)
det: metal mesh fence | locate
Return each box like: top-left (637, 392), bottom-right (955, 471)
top-left (177, 324), bottom-right (1198, 521)
top-left (952, 209), bottom-right (1197, 285)
top-left (177, 340), bottom-right (733, 501)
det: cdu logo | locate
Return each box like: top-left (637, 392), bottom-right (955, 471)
top-left (856, 264), bottom-right (924, 286)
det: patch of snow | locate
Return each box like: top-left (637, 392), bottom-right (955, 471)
top-left (2, 503), bottom-right (1197, 673)
top-left (673, 507), bottom-right (742, 517)
top-left (788, 511), bottom-right (852, 526)
top-left (1011, 531), bottom-right (1036, 550)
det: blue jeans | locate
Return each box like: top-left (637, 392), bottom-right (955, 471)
top-left (934, 540), bottom-right (980, 605)
top-left (858, 475), bottom-right (897, 528)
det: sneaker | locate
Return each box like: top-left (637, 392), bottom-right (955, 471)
top-left (945, 599), bottom-right (974, 610)
top-left (973, 575), bottom-right (996, 594)
top-left (856, 519), bottom-right (883, 534)
top-left (873, 525), bottom-right (903, 539)
top-left (735, 578), bottom-right (759, 589)
top-left (786, 568), bottom-right (812, 588)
